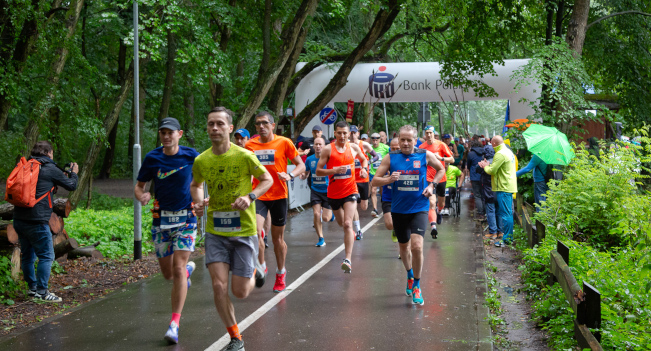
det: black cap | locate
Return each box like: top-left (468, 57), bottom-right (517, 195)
top-left (159, 117), bottom-right (181, 131)
top-left (312, 125), bottom-right (323, 132)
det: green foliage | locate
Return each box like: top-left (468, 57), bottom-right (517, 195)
top-left (534, 142), bottom-right (651, 250)
top-left (0, 256), bottom-right (24, 305)
top-left (66, 204), bottom-right (154, 259)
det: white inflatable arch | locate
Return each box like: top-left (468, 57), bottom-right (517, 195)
top-left (295, 59), bottom-right (539, 137)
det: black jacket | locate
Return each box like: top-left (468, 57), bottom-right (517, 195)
top-left (467, 146), bottom-right (486, 182)
top-left (13, 155), bottom-right (78, 224)
top-left (475, 145), bottom-right (495, 204)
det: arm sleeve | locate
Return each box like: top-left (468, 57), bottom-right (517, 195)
top-left (286, 139), bottom-right (299, 159)
top-left (484, 154), bottom-right (505, 175)
top-left (248, 153), bottom-right (267, 179)
top-left (516, 157), bottom-right (538, 177)
top-left (137, 156), bottom-right (153, 182)
top-left (51, 167), bottom-right (78, 191)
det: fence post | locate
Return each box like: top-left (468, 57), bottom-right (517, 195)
top-left (535, 219), bottom-right (545, 243)
top-left (557, 240), bottom-right (569, 265)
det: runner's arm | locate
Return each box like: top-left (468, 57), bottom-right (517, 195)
top-left (316, 146), bottom-right (339, 176)
top-left (426, 151), bottom-right (445, 184)
top-left (190, 180), bottom-right (207, 217)
top-left (362, 141), bottom-right (379, 162)
top-left (252, 171), bottom-right (273, 198)
top-left (134, 181), bottom-right (151, 205)
top-left (370, 156), bottom-right (395, 187)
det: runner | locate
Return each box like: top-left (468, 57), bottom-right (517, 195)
top-left (381, 138), bottom-right (401, 244)
top-left (300, 136), bottom-right (334, 247)
top-left (349, 125), bottom-right (379, 240)
top-left (371, 125), bottom-right (445, 305)
top-left (368, 132), bottom-right (391, 218)
top-left (443, 163), bottom-right (464, 215)
top-left (245, 111), bottom-right (305, 293)
top-left (190, 107), bottom-right (273, 351)
top-left (316, 121), bottom-right (369, 273)
top-left (233, 128), bottom-right (250, 148)
top-left (134, 117), bottom-right (200, 344)
top-left (418, 125), bottom-right (454, 239)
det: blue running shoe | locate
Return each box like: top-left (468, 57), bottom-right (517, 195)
top-left (186, 261), bottom-right (196, 289)
top-left (355, 230), bottom-right (363, 240)
top-left (164, 321), bottom-right (179, 344)
top-left (412, 287), bottom-right (424, 305)
top-left (315, 237), bottom-right (326, 247)
top-left (330, 212), bottom-right (335, 222)
top-left (406, 278), bottom-right (414, 296)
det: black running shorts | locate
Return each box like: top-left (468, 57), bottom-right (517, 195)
top-left (356, 182), bottom-right (369, 202)
top-left (255, 199), bottom-right (288, 227)
top-left (381, 201), bottom-right (392, 214)
top-left (310, 190), bottom-right (331, 210)
top-left (391, 211), bottom-right (428, 244)
top-left (428, 181), bottom-right (446, 198)
top-left (327, 194), bottom-right (359, 211)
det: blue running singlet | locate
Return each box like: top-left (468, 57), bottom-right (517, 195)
top-left (389, 149), bottom-right (429, 214)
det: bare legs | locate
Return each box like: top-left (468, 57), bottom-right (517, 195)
top-left (158, 250), bottom-right (191, 314)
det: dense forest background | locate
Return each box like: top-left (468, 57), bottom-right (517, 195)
top-left (1, 0), bottom-right (649, 206)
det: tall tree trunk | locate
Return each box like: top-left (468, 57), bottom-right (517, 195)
top-left (69, 62), bottom-right (135, 208)
top-left (155, 29), bottom-right (176, 147)
top-left (99, 40), bottom-right (127, 179)
top-left (184, 87), bottom-right (196, 147)
top-left (555, 0), bottom-right (565, 37)
top-left (257, 0), bottom-right (272, 78)
top-left (294, 1), bottom-right (402, 136)
top-left (236, 59), bottom-right (245, 97)
top-left (22, 0), bottom-right (85, 156)
top-left (235, 0), bottom-right (319, 129)
top-left (565, 0), bottom-right (590, 58)
top-left (209, 0), bottom-right (236, 107)
top-left (545, 0), bottom-right (554, 45)
top-left (268, 25), bottom-right (310, 118)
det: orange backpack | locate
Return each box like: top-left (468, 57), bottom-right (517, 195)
top-left (5, 157), bottom-right (53, 208)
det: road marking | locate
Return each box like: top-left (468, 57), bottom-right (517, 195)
top-left (205, 217), bottom-right (382, 351)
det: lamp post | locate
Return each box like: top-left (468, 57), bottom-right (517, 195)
top-left (132, 0), bottom-right (142, 260)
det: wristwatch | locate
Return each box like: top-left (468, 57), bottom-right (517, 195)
top-left (289, 173), bottom-right (295, 180)
top-left (248, 193), bottom-right (257, 201)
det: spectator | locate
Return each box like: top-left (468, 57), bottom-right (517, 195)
top-left (475, 144), bottom-right (499, 239)
top-left (516, 154), bottom-right (548, 211)
top-left (299, 125), bottom-right (330, 158)
top-left (478, 136), bottom-right (517, 247)
top-left (467, 139), bottom-right (486, 220)
top-left (379, 131), bottom-right (388, 145)
top-left (443, 163), bottom-right (464, 215)
top-left (13, 141), bottom-right (79, 302)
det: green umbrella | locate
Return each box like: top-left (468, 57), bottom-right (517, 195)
top-left (522, 124), bottom-right (575, 165)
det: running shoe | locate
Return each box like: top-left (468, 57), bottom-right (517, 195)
top-left (330, 212), bottom-right (335, 222)
top-left (391, 230), bottom-right (398, 243)
top-left (264, 235), bottom-right (268, 248)
top-left (186, 261), bottom-right (196, 289)
top-left (315, 237), bottom-right (326, 247)
top-left (355, 230), bottom-right (363, 240)
top-left (412, 287), bottom-right (424, 305)
top-left (341, 258), bottom-right (352, 273)
top-left (223, 337), bottom-right (244, 351)
top-left (254, 261), bottom-right (266, 288)
top-left (436, 208), bottom-right (442, 224)
top-left (430, 224), bottom-right (438, 239)
top-left (273, 272), bottom-right (286, 292)
top-left (371, 209), bottom-right (380, 218)
top-left (34, 290), bottom-right (62, 303)
top-left (441, 208), bottom-right (450, 216)
top-left (27, 289), bottom-right (37, 298)
top-left (164, 321), bottom-right (179, 344)
top-left (406, 278), bottom-right (414, 296)
top-left (494, 240), bottom-right (504, 247)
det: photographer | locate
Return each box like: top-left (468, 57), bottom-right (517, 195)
top-left (13, 141), bottom-right (78, 302)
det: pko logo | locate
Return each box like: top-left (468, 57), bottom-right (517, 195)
top-left (369, 66), bottom-right (395, 99)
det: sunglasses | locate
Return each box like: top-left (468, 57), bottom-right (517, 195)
top-left (371, 137), bottom-right (380, 140)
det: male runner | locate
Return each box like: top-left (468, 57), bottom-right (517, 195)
top-left (418, 125), bottom-right (454, 238)
top-left (234, 128), bottom-right (250, 148)
top-left (316, 121), bottom-right (368, 273)
top-left (372, 125), bottom-right (445, 305)
top-left (300, 136), bottom-right (334, 247)
top-left (134, 117), bottom-right (199, 344)
top-left (349, 125), bottom-right (379, 240)
top-left (381, 138), bottom-right (401, 243)
top-left (245, 111), bottom-right (305, 293)
top-left (368, 132), bottom-right (391, 218)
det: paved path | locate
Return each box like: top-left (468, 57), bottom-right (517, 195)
top-left (0, 190), bottom-right (491, 350)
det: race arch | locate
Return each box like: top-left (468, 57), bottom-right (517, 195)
top-left (294, 59), bottom-right (539, 137)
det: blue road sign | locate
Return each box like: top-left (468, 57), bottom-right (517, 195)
top-left (320, 107), bottom-right (337, 125)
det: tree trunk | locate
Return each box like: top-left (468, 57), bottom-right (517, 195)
top-left (257, 0), bottom-right (272, 79)
top-left (54, 237), bottom-right (78, 259)
top-left (268, 25), bottom-right (311, 118)
top-left (209, 0), bottom-right (236, 107)
top-left (68, 62), bottom-right (135, 208)
top-left (545, 0), bottom-right (554, 45)
top-left (99, 122), bottom-right (119, 179)
top-left (68, 243), bottom-right (104, 260)
top-left (235, 0), bottom-right (319, 129)
top-left (236, 59), bottom-right (245, 97)
top-left (0, 221), bottom-right (18, 244)
top-left (22, 0), bottom-right (85, 156)
top-left (0, 203), bottom-right (14, 220)
top-left (565, 0), bottom-right (590, 58)
top-left (48, 213), bottom-right (63, 235)
top-left (155, 29), bottom-right (177, 147)
top-left (53, 198), bottom-right (72, 218)
top-left (184, 87), bottom-right (196, 147)
top-left (555, 0), bottom-right (565, 37)
top-left (11, 246), bottom-right (20, 280)
top-left (294, 1), bottom-right (402, 135)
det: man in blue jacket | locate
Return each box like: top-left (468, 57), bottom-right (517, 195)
top-left (466, 139), bottom-right (486, 220)
top-left (516, 154), bottom-right (548, 211)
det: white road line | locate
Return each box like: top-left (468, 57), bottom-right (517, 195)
top-left (205, 217), bottom-right (382, 351)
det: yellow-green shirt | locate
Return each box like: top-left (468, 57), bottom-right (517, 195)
top-left (193, 143), bottom-right (267, 237)
top-left (483, 144), bottom-right (518, 194)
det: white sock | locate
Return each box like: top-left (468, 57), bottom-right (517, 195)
top-left (277, 267), bottom-right (286, 274)
top-left (261, 262), bottom-right (266, 272)
top-left (431, 222), bottom-right (436, 229)
top-left (353, 220), bottom-right (360, 232)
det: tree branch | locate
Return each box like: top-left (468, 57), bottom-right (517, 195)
top-left (587, 10), bottom-right (651, 30)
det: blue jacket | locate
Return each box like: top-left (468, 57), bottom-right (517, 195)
top-left (516, 154), bottom-right (547, 183)
top-left (467, 146), bottom-right (486, 182)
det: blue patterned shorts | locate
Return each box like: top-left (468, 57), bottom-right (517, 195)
top-left (151, 222), bottom-right (197, 258)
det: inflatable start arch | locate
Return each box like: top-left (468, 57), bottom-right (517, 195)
top-left (294, 59), bottom-right (539, 137)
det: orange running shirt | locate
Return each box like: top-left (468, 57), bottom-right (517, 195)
top-left (245, 135), bottom-right (299, 201)
top-left (354, 141), bottom-right (369, 183)
top-left (326, 142), bottom-right (358, 199)
top-left (419, 140), bottom-right (453, 183)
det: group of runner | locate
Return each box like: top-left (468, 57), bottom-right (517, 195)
top-left (134, 109), bottom-right (454, 350)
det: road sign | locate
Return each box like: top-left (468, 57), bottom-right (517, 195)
top-left (320, 107), bottom-right (337, 125)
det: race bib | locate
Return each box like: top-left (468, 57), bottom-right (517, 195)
top-left (213, 211), bottom-right (242, 233)
top-left (372, 160), bottom-right (381, 169)
top-left (160, 210), bottom-right (188, 229)
top-left (355, 158), bottom-right (362, 169)
top-left (397, 174), bottom-right (419, 191)
top-left (445, 188), bottom-right (450, 196)
top-left (333, 165), bottom-right (352, 180)
top-left (312, 175), bottom-right (327, 185)
top-left (254, 149), bottom-right (275, 166)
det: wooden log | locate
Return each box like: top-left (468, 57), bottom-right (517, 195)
top-left (68, 247), bottom-right (104, 260)
top-left (48, 212), bottom-right (63, 235)
top-left (11, 246), bottom-right (21, 280)
top-left (574, 319), bottom-right (604, 350)
top-left (550, 250), bottom-right (583, 314)
top-left (54, 237), bottom-right (79, 259)
top-left (0, 203), bottom-right (13, 220)
top-left (0, 222), bottom-right (19, 244)
top-left (53, 198), bottom-right (72, 218)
